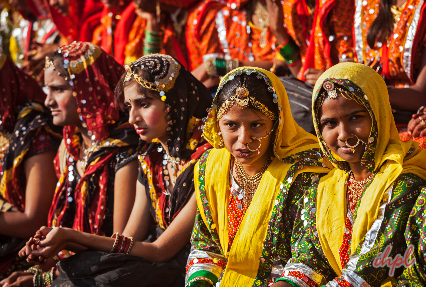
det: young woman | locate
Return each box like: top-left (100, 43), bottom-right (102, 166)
top-left (277, 63), bottom-right (426, 286)
top-left (17, 54), bottom-right (213, 286)
top-left (0, 42), bottom-right (140, 286)
top-left (354, 0), bottom-right (426, 127)
top-left (185, 67), bottom-right (330, 286)
top-left (0, 52), bottom-right (62, 279)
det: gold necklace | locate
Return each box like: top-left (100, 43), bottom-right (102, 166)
top-left (252, 0), bottom-right (269, 48)
top-left (0, 131), bottom-right (12, 161)
top-left (80, 141), bottom-right (98, 172)
top-left (347, 172), bottom-right (374, 211)
top-left (234, 157), bottom-right (272, 206)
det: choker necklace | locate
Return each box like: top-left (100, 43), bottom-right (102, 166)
top-left (347, 172), bottom-right (374, 212)
top-left (234, 157), bottom-right (272, 206)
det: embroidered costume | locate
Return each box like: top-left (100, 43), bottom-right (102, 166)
top-left (186, 67), bottom-right (330, 286)
top-left (0, 52), bottom-right (62, 279)
top-left (47, 42), bottom-right (139, 237)
top-left (51, 54), bottom-right (213, 287)
top-left (280, 63), bottom-right (426, 286)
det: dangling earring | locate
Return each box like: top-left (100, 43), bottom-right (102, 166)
top-left (156, 1), bottom-right (161, 23)
top-left (218, 131), bottom-right (224, 148)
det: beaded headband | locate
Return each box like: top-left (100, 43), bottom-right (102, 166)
top-left (123, 54), bottom-right (181, 102)
top-left (44, 56), bottom-right (69, 81)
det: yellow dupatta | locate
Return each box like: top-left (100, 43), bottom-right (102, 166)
top-left (197, 67), bottom-right (330, 285)
top-left (312, 63), bottom-right (426, 278)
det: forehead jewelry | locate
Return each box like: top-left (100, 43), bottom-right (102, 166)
top-left (345, 134), bottom-right (367, 153)
top-left (245, 123), bottom-right (276, 154)
top-left (323, 81), bottom-right (338, 99)
top-left (124, 65), bottom-right (162, 93)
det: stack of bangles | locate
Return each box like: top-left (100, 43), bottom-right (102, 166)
top-left (110, 232), bottom-right (134, 254)
top-left (277, 37), bottom-right (301, 67)
top-left (203, 55), bottom-right (239, 78)
top-left (26, 266), bottom-right (56, 287)
top-left (143, 30), bottom-right (162, 55)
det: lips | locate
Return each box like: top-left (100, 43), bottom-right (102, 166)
top-left (50, 110), bottom-right (60, 116)
top-left (236, 149), bottom-right (254, 158)
top-left (135, 127), bottom-right (147, 135)
top-left (339, 145), bottom-right (354, 154)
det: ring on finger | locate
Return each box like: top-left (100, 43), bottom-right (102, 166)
top-left (420, 116), bottom-right (425, 126)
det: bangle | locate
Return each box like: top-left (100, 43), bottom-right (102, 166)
top-left (278, 37), bottom-right (300, 63)
top-left (203, 54), bottom-right (239, 78)
top-left (110, 233), bottom-right (134, 254)
top-left (27, 266), bottom-right (42, 275)
top-left (125, 237), bottom-right (134, 254)
top-left (186, 276), bottom-right (214, 287)
top-left (110, 232), bottom-right (120, 252)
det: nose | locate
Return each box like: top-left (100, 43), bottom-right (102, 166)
top-left (336, 121), bottom-right (352, 143)
top-left (128, 106), bottom-right (141, 125)
top-left (237, 125), bottom-right (252, 145)
top-left (44, 90), bottom-right (55, 108)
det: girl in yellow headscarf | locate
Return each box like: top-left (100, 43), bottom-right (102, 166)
top-left (185, 67), bottom-right (330, 286)
top-left (277, 62), bottom-right (426, 287)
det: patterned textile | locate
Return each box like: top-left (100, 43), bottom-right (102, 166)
top-left (186, 67), bottom-right (330, 286)
top-left (354, 0), bottom-right (426, 87)
top-left (47, 42), bottom-right (139, 236)
top-left (400, 131), bottom-right (426, 149)
top-left (301, 0), bottom-right (354, 80)
top-left (280, 63), bottom-right (426, 286)
top-left (114, 3), bottom-right (189, 67)
top-left (186, 0), bottom-right (285, 71)
top-left (0, 52), bottom-right (62, 212)
top-left (131, 54), bottom-right (213, 229)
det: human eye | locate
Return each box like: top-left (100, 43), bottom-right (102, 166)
top-left (251, 122), bottom-right (263, 129)
top-left (321, 119), bottom-right (337, 128)
top-left (349, 114), bottom-right (363, 121)
top-left (225, 122), bottom-right (237, 129)
top-left (140, 102), bottom-right (150, 108)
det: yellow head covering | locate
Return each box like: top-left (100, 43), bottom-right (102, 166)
top-left (312, 62), bottom-right (426, 277)
top-left (197, 67), bottom-right (330, 286)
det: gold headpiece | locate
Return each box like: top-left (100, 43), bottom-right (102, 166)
top-left (45, 56), bottom-right (54, 70)
top-left (217, 85), bottom-right (276, 121)
top-left (124, 65), bottom-right (162, 92)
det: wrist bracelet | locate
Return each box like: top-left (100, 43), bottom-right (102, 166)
top-left (278, 37), bottom-right (300, 63)
top-left (186, 276), bottom-right (214, 287)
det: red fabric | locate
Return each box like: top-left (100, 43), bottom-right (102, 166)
top-left (48, 0), bottom-right (103, 43)
top-left (0, 53), bottom-right (46, 132)
top-left (57, 42), bottom-right (125, 158)
top-left (25, 0), bottom-right (49, 19)
top-left (114, 2), bottom-right (137, 64)
top-left (158, 0), bottom-right (200, 8)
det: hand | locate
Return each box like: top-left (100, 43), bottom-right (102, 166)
top-left (28, 227), bottom-right (69, 262)
top-left (22, 43), bottom-right (59, 76)
top-left (191, 64), bottom-right (211, 83)
top-left (49, 0), bottom-right (69, 15)
top-left (0, 272), bottom-right (33, 287)
top-left (265, 0), bottom-right (285, 34)
top-left (304, 68), bottom-right (325, 85)
top-left (135, 7), bottom-right (162, 33)
top-left (18, 237), bottom-right (47, 265)
top-left (407, 107), bottom-right (426, 137)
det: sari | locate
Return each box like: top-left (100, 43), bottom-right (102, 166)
top-left (280, 62), bottom-right (426, 286)
top-left (51, 54), bottom-right (213, 287)
top-left (47, 42), bottom-right (139, 237)
top-left (0, 52), bottom-right (62, 278)
top-left (186, 67), bottom-right (330, 286)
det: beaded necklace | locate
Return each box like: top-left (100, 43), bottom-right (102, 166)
top-left (347, 172), bottom-right (374, 212)
top-left (158, 145), bottom-right (184, 196)
top-left (233, 156), bottom-right (272, 206)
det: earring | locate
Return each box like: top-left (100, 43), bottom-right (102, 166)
top-left (345, 134), bottom-right (367, 153)
top-left (218, 131), bottom-right (224, 148)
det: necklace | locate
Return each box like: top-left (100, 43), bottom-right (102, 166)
top-left (0, 131), bottom-right (12, 161)
top-left (80, 140), bottom-right (98, 172)
top-left (159, 145), bottom-right (184, 195)
top-left (252, 0), bottom-right (269, 48)
top-left (347, 172), bottom-right (374, 212)
top-left (234, 157), bottom-right (272, 206)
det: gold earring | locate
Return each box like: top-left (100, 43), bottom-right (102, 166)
top-left (218, 131), bottom-right (224, 148)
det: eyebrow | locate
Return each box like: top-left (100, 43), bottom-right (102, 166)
top-left (320, 110), bottom-right (368, 122)
top-left (44, 84), bottom-right (69, 89)
top-left (124, 95), bottom-right (151, 104)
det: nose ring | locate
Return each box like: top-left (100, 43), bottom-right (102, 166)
top-left (344, 134), bottom-right (367, 153)
top-left (245, 127), bottom-right (275, 155)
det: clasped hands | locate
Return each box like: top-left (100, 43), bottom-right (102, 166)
top-left (18, 226), bottom-right (68, 264)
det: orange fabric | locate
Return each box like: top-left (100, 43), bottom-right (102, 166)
top-left (400, 131), bottom-right (426, 149)
top-left (187, 1), bottom-right (282, 70)
top-left (301, 0), bottom-right (354, 80)
top-left (355, 0), bottom-right (426, 87)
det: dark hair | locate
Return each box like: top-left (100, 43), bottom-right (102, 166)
top-left (366, 0), bottom-right (395, 49)
top-left (47, 52), bottom-right (70, 79)
top-left (114, 66), bottom-right (161, 108)
top-left (216, 73), bottom-right (279, 121)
